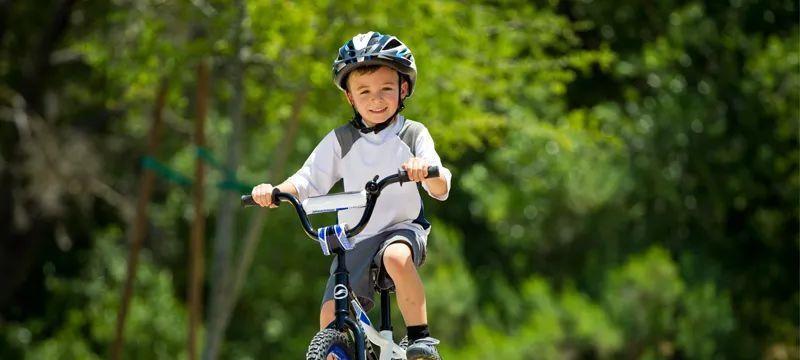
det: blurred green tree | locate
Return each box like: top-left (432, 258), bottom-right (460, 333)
top-left (0, 0), bottom-right (795, 359)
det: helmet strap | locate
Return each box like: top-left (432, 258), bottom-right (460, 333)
top-left (349, 74), bottom-right (406, 134)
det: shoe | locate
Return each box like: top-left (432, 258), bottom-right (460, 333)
top-left (405, 336), bottom-right (441, 360)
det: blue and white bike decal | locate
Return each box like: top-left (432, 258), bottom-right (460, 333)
top-left (333, 224), bottom-right (353, 250)
top-left (316, 224), bottom-right (354, 255)
top-left (327, 345), bottom-right (350, 360)
top-left (350, 298), bottom-right (372, 327)
top-left (316, 227), bottom-right (332, 255)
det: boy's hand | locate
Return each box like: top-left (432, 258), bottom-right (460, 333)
top-left (251, 183), bottom-right (278, 208)
top-left (401, 157), bottom-right (430, 182)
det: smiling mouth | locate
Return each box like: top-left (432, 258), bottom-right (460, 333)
top-left (369, 107), bottom-right (388, 114)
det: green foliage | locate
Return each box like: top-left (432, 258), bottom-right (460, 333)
top-left (444, 276), bottom-right (622, 359)
top-left (676, 282), bottom-right (735, 359)
top-left (0, 0), bottom-right (795, 358)
top-left (601, 247), bottom-right (735, 359)
top-left (604, 247), bottom-right (686, 352)
top-left (1, 228), bottom-right (189, 359)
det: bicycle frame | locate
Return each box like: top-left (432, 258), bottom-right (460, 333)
top-left (349, 288), bottom-right (408, 360)
top-left (242, 166), bottom-right (439, 360)
top-left (329, 247), bottom-right (406, 360)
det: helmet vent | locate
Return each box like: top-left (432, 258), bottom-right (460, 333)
top-left (384, 39), bottom-right (402, 49)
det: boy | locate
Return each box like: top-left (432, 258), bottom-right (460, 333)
top-left (251, 31), bottom-right (451, 360)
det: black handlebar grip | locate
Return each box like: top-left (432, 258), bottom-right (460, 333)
top-left (271, 187), bottom-right (281, 206)
top-left (241, 195), bottom-right (257, 207)
top-left (399, 165), bottom-right (440, 183)
top-left (241, 187), bottom-right (282, 207)
top-left (426, 166), bottom-right (440, 178)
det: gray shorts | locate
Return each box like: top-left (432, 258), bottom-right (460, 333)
top-left (322, 229), bottom-right (426, 311)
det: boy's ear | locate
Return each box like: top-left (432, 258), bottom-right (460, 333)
top-left (400, 81), bottom-right (409, 99)
top-left (345, 91), bottom-right (354, 106)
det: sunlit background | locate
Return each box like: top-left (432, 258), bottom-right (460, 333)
top-left (0, 0), bottom-right (797, 359)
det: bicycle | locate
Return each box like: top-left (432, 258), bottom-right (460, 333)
top-left (242, 166), bottom-right (440, 360)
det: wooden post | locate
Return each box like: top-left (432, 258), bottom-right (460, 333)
top-left (188, 58), bottom-right (209, 360)
top-left (204, 1), bottom-right (245, 358)
top-left (202, 0), bottom-right (247, 354)
top-left (216, 88), bottom-right (308, 347)
top-left (111, 79), bottom-right (169, 360)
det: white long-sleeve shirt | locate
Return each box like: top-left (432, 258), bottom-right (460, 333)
top-left (286, 115), bottom-right (452, 243)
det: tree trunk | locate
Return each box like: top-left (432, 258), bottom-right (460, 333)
top-left (0, 0), bottom-right (11, 47)
top-left (111, 78), bottom-right (169, 360)
top-left (188, 58), bottom-right (209, 360)
top-left (216, 87), bottom-right (308, 356)
top-left (22, 0), bottom-right (77, 115)
top-left (203, 1), bottom-right (245, 358)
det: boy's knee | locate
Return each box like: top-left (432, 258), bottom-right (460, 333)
top-left (319, 300), bottom-right (335, 330)
top-left (382, 242), bottom-right (414, 274)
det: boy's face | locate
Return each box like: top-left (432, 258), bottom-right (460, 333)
top-left (345, 66), bottom-right (408, 127)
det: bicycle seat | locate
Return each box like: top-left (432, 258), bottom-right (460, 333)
top-left (371, 264), bottom-right (396, 293)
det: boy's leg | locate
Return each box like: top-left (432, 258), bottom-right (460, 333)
top-left (379, 232), bottom-right (440, 360)
top-left (381, 242), bottom-right (427, 325)
top-left (320, 299), bottom-right (336, 330)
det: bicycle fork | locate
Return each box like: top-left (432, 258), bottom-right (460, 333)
top-left (350, 290), bottom-right (406, 360)
top-left (330, 249), bottom-right (367, 360)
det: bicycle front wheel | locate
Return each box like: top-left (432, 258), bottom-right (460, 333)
top-left (306, 328), bottom-right (355, 360)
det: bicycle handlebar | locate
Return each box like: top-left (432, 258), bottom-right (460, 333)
top-left (241, 166), bottom-right (440, 240)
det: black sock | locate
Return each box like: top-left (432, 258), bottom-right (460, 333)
top-left (407, 324), bottom-right (430, 342)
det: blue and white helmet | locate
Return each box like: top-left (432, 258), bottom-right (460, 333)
top-left (333, 31), bottom-right (417, 97)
